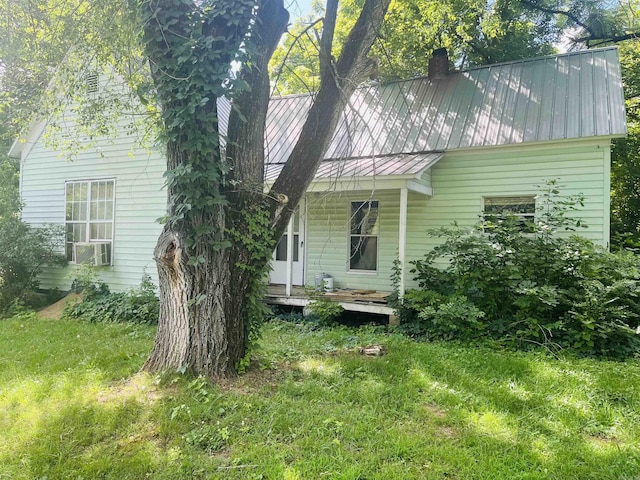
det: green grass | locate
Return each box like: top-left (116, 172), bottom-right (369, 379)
top-left (1, 313), bottom-right (640, 479)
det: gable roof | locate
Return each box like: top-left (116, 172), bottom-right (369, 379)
top-left (11, 47), bottom-right (627, 184)
top-left (264, 46), bottom-right (627, 166)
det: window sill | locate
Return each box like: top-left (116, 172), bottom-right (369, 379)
top-left (346, 270), bottom-right (379, 276)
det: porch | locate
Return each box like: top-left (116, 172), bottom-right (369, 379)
top-left (265, 284), bottom-right (396, 322)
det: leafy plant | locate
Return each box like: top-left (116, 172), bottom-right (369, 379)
top-left (417, 295), bottom-right (485, 340)
top-left (0, 159), bottom-right (66, 312)
top-left (307, 296), bottom-right (345, 326)
top-left (404, 181), bottom-right (640, 358)
top-left (65, 271), bottom-right (159, 325)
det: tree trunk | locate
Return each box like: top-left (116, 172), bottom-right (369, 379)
top-left (138, 0), bottom-right (390, 379)
top-left (144, 227), bottom-right (250, 377)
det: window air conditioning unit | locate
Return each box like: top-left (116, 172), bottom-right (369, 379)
top-left (73, 242), bottom-right (111, 266)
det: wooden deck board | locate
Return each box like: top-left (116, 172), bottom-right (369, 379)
top-left (265, 284), bottom-right (394, 316)
top-left (266, 285), bottom-right (391, 304)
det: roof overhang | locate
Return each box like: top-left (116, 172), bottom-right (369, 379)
top-left (265, 152), bottom-right (444, 196)
top-left (8, 120), bottom-right (46, 160)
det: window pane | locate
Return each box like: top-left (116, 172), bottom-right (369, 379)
top-left (274, 234), bottom-right (299, 262)
top-left (275, 235), bottom-right (287, 261)
top-left (484, 196), bottom-right (535, 215)
top-left (105, 181), bottom-right (114, 200)
top-left (74, 201), bottom-right (87, 221)
top-left (69, 223), bottom-right (87, 243)
top-left (91, 182), bottom-right (101, 201)
top-left (484, 196), bottom-right (535, 231)
top-left (79, 183), bottom-right (87, 202)
top-left (293, 211), bottom-right (299, 232)
top-left (105, 201), bottom-right (114, 220)
top-left (65, 180), bottom-right (114, 262)
top-left (90, 223), bottom-right (111, 240)
top-left (350, 236), bottom-right (377, 271)
top-left (351, 201), bottom-right (379, 235)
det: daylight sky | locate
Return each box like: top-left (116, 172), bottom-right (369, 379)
top-left (287, 0), bottom-right (315, 18)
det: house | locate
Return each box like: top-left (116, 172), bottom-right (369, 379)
top-left (9, 47), bottom-right (627, 312)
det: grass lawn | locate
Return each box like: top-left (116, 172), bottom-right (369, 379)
top-left (1, 312), bottom-right (639, 479)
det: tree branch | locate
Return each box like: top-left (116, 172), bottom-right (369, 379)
top-left (268, 0), bottom-right (391, 237)
top-left (319, 0), bottom-right (339, 81)
top-left (520, 0), bottom-right (597, 38)
top-left (575, 31), bottom-right (640, 46)
top-left (271, 17), bottom-right (323, 95)
top-left (225, 0), bottom-right (289, 196)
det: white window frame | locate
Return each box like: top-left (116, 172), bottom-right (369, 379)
top-left (348, 200), bottom-right (380, 273)
top-left (482, 195), bottom-right (536, 229)
top-left (65, 178), bottom-right (116, 265)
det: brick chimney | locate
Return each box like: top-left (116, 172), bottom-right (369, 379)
top-left (428, 48), bottom-right (450, 79)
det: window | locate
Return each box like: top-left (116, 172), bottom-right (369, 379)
top-left (349, 200), bottom-right (379, 271)
top-left (65, 179), bottom-right (115, 264)
top-left (274, 210), bottom-right (300, 262)
top-left (483, 196), bottom-right (535, 230)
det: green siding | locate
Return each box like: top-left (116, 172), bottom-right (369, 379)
top-left (21, 117), bottom-right (166, 292)
top-left (305, 190), bottom-right (401, 291)
top-left (21, 101), bottom-right (610, 295)
top-left (305, 140), bottom-right (609, 292)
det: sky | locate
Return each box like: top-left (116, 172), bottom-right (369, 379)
top-left (286, 0), bottom-right (316, 19)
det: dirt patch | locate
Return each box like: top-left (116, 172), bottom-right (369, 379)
top-left (217, 363), bottom-right (291, 395)
top-left (438, 426), bottom-right (457, 438)
top-left (37, 292), bottom-right (82, 319)
top-left (424, 403), bottom-right (447, 419)
top-left (97, 373), bottom-right (162, 405)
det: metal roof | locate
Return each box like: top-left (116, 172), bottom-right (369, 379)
top-left (264, 152), bottom-right (443, 182)
top-left (263, 47), bottom-right (627, 167)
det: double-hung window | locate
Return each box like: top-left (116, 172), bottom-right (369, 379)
top-left (349, 200), bottom-right (379, 271)
top-left (65, 179), bottom-right (115, 264)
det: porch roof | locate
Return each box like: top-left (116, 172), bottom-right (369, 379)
top-left (264, 151), bottom-right (443, 182)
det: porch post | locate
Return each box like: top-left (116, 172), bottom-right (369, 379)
top-left (285, 215), bottom-right (294, 297)
top-left (398, 187), bottom-right (408, 298)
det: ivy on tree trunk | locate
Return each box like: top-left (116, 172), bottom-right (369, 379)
top-left (138, 0), bottom-right (390, 378)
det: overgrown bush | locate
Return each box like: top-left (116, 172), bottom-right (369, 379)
top-left (0, 159), bottom-right (66, 312)
top-left (400, 181), bottom-right (640, 358)
top-left (65, 268), bottom-right (159, 325)
top-left (307, 297), bottom-right (345, 326)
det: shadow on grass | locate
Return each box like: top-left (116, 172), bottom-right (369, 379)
top-left (2, 316), bottom-right (640, 479)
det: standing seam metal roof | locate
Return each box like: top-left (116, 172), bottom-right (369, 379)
top-left (264, 152), bottom-right (443, 182)
top-left (262, 47), bottom-right (627, 172)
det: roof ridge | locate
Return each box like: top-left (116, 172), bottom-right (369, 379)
top-left (269, 46), bottom-right (619, 99)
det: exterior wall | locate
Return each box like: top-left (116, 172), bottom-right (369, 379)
top-left (20, 120), bottom-right (166, 292)
top-left (21, 107), bottom-right (610, 295)
top-left (304, 190), bottom-right (400, 291)
top-left (305, 139), bottom-right (610, 292)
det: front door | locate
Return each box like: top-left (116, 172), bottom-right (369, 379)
top-left (269, 209), bottom-right (304, 285)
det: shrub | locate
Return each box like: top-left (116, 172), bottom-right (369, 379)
top-left (403, 181), bottom-right (640, 358)
top-left (65, 270), bottom-right (159, 325)
top-left (400, 290), bottom-right (484, 340)
top-left (0, 159), bottom-right (66, 312)
top-left (306, 297), bottom-right (345, 326)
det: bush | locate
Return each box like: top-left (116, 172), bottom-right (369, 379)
top-left (307, 297), bottom-right (345, 325)
top-left (65, 269), bottom-right (159, 325)
top-left (402, 181), bottom-right (640, 358)
top-left (0, 159), bottom-right (66, 312)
